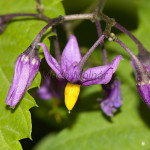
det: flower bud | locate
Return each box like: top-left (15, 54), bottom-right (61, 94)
top-left (131, 59), bottom-right (150, 107)
top-left (5, 47), bottom-right (40, 108)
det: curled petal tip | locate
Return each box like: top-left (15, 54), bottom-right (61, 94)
top-left (81, 55), bottom-right (123, 86)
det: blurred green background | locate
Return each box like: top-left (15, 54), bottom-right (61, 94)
top-left (22, 0), bottom-right (150, 149)
top-left (1, 0), bottom-right (150, 150)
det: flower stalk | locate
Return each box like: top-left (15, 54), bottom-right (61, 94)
top-left (79, 35), bottom-right (105, 72)
top-left (0, 13), bottom-right (50, 23)
top-left (95, 21), bottom-right (108, 65)
top-left (115, 22), bottom-right (147, 54)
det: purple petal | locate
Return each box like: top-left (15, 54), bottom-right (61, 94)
top-left (82, 55), bottom-right (123, 86)
top-left (62, 63), bottom-right (81, 83)
top-left (38, 43), bottom-right (63, 78)
top-left (137, 83), bottom-right (150, 107)
top-left (100, 79), bottom-right (122, 116)
top-left (37, 78), bottom-right (53, 100)
top-left (6, 55), bottom-right (30, 107)
top-left (5, 55), bottom-right (23, 106)
top-left (61, 35), bottom-right (82, 72)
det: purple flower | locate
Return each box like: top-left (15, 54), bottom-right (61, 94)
top-left (38, 35), bottom-right (122, 111)
top-left (98, 78), bottom-right (122, 116)
top-left (37, 73), bottom-right (67, 100)
top-left (38, 35), bottom-right (123, 86)
top-left (5, 52), bottom-right (40, 108)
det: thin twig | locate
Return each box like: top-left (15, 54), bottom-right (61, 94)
top-left (36, 0), bottom-right (43, 14)
top-left (0, 13), bottom-right (50, 23)
top-left (64, 14), bottom-right (94, 21)
top-left (94, 0), bottom-right (107, 14)
top-left (115, 38), bottom-right (146, 75)
top-left (31, 16), bottom-right (63, 47)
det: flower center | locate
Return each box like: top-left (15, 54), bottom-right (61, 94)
top-left (64, 82), bottom-right (80, 113)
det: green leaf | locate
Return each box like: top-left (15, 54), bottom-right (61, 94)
top-left (33, 0), bottom-right (150, 150)
top-left (0, 0), bottom-right (64, 149)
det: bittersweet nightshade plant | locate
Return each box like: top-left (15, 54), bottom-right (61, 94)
top-left (38, 35), bottom-right (123, 111)
top-left (2, 0), bottom-right (150, 149)
top-left (5, 46), bottom-right (40, 108)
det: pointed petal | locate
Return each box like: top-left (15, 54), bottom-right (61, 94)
top-left (38, 43), bottom-right (63, 78)
top-left (61, 35), bottom-right (82, 72)
top-left (82, 55), bottom-right (123, 86)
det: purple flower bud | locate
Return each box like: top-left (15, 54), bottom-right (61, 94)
top-left (98, 78), bottom-right (122, 116)
top-left (5, 52), bottom-right (40, 108)
top-left (137, 81), bottom-right (150, 107)
top-left (131, 59), bottom-right (150, 107)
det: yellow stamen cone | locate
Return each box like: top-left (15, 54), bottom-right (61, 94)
top-left (65, 82), bottom-right (80, 112)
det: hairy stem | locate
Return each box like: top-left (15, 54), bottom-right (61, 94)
top-left (36, 0), bottom-right (43, 14)
top-left (94, 0), bottom-right (107, 14)
top-left (115, 23), bottom-right (147, 55)
top-left (31, 16), bottom-right (63, 47)
top-left (0, 13), bottom-right (50, 23)
top-left (96, 21), bottom-right (108, 65)
top-left (79, 35), bottom-right (105, 71)
top-left (115, 38), bottom-right (146, 75)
